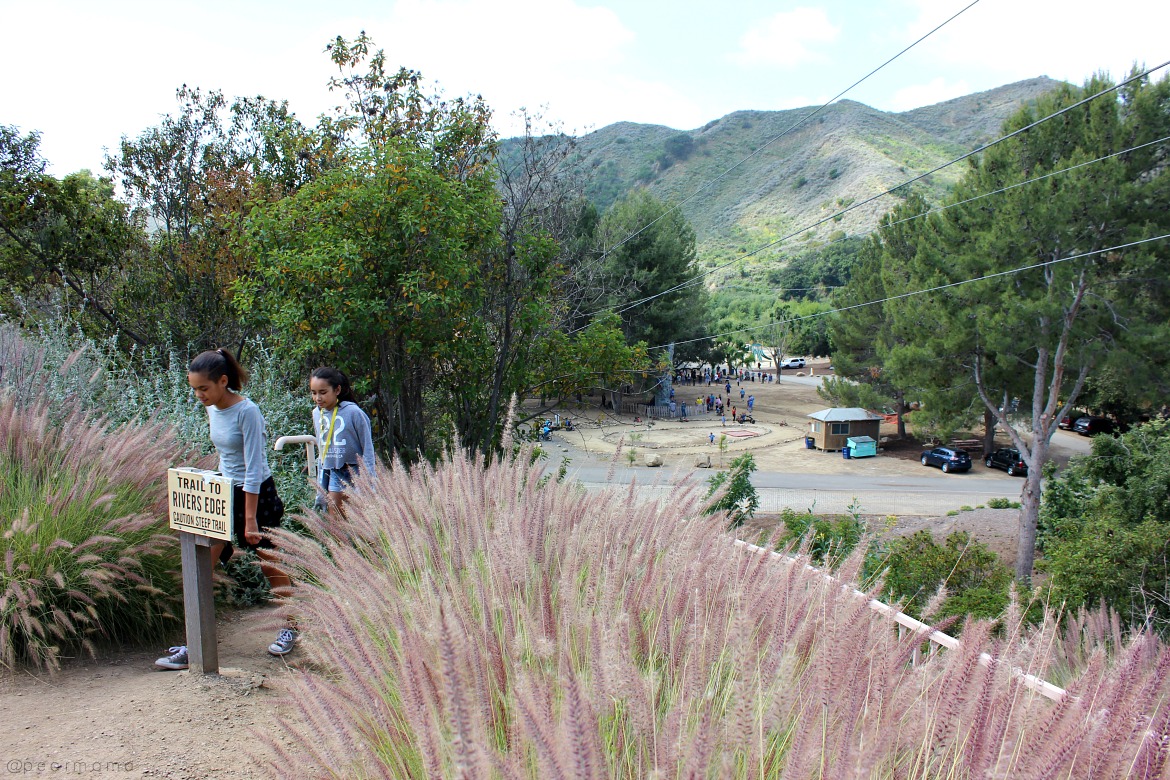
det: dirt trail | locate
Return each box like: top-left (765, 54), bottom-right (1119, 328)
top-left (0, 605), bottom-right (302, 779)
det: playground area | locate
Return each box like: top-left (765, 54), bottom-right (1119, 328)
top-left (531, 360), bottom-right (956, 479)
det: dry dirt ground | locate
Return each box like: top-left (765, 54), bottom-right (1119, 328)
top-left (3, 360), bottom-right (1026, 775)
top-left (0, 605), bottom-right (302, 779)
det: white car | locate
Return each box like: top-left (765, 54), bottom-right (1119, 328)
top-left (780, 358), bottom-right (806, 369)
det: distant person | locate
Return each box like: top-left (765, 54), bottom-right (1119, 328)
top-left (740, 387), bottom-right (746, 400)
top-left (310, 367), bottom-right (376, 518)
top-left (680, 401), bottom-right (688, 420)
top-left (156, 348), bottom-right (294, 670)
top-left (709, 431), bottom-right (715, 445)
top-left (747, 395), bottom-right (754, 412)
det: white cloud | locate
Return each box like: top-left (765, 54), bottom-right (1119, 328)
top-left (0, 0), bottom-right (692, 172)
top-left (896, 0), bottom-right (1170, 87)
top-left (730, 7), bottom-right (840, 68)
top-left (364, 0), bottom-right (699, 134)
top-left (887, 77), bottom-right (972, 111)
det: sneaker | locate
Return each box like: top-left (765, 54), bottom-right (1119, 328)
top-left (154, 646), bottom-right (189, 670)
top-left (268, 628), bottom-right (298, 657)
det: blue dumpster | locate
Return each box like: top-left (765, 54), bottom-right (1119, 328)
top-left (805, 436), bottom-right (815, 449)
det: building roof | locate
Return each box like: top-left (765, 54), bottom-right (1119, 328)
top-left (808, 407), bottom-right (883, 422)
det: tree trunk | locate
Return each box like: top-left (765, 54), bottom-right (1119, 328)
top-left (894, 390), bottom-right (908, 439)
top-left (983, 408), bottom-right (997, 456)
top-left (1016, 435), bottom-right (1048, 581)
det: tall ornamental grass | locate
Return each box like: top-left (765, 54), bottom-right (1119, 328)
top-left (263, 444), bottom-right (1170, 779)
top-left (0, 390), bottom-right (209, 670)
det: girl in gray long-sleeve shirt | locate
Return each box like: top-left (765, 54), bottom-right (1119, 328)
top-left (155, 348), bottom-right (296, 670)
top-left (310, 367), bottom-right (375, 516)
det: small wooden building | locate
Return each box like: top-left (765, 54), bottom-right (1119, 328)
top-left (806, 408), bottom-right (882, 452)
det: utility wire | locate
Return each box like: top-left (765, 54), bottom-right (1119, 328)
top-left (586, 1), bottom-right (983, 275)
top-left (649, 232), bottom-right (1170, 350)
top-left (587, 60), bottom-right (1170, 329)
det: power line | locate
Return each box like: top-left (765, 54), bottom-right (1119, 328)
top-left (592, 60), bottom-right (1170, 329)
top-left (583, 1), bottom-right (983, 287)
top-left (651, 233), bottom-right (1170, 350)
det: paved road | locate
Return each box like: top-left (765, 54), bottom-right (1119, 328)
top-left (560, 455), bottom-right (1028, 516)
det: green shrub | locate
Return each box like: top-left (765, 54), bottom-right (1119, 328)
top-left (778, 506), bottom-right (863, 566)
top-left (987, 497), bottom-right (1020, 509)
top-left (0, 392), bottom-right (204, 669)
top-left (706, 452), bottom-right (758, 527)
top-left (1, 322), bottom-right (313, 509)
top-left (1039, 420), bottom-right (1170, 629)
top-left (880, 530), bottom-right (1012, 621)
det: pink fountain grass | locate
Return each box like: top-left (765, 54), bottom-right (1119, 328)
top-left (0, 388), bottom-right (210, 671)
top-left (261, 444), bottom-right (1170, 778)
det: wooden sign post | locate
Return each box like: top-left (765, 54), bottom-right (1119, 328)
top-left (167, 467), bottom-right (234, 674)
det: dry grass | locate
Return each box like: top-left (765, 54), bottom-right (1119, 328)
top-left (261, 442), bottom-right (1170, 778)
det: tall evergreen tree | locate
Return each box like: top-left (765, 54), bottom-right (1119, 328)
top-left (855, 72), bottom-right (1170, 580)
top-left (598, 189), bottom-right (709, 361)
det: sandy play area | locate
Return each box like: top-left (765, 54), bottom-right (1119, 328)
top-left (528, 360), bottom-right (979, 479)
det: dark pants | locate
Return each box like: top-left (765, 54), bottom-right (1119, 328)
top-left (220, 476), bottom-right (284, 562)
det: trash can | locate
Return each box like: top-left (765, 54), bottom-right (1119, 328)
top-left (842, 446), bottom-right (851, 460)
top-left (805, 436), bottom-right (815, 449)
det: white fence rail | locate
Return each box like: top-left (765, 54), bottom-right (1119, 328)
top-left (732, 538), bottom-right (1067, 702)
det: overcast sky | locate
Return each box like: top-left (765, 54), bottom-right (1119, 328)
top-left (3, 0), bottom-right (1168, 175)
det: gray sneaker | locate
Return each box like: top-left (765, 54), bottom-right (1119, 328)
top-left (154, 646), bottom-right (189, 670)
top-left (268, 628), bottom-right (298, 657)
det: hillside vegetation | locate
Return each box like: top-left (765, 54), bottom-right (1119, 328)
top-left (509, 77), bottom-right (1062, 280)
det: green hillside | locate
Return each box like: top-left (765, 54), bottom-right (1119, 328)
top-left (509, 77), bottom-right (1063, 282)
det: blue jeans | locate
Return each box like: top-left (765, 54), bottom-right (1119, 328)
top-left (319, 464), bottom-right (358, 493)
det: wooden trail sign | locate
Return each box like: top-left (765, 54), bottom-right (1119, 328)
top-left (167, 468), bottom-right (234, 540)
top-left (167, 467), bottom-right (234, 674)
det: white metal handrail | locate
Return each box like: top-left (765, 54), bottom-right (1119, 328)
top-left (274, 434), bottom-right (318, 478)
top-left (732, 538), bottom-right (1067, 702)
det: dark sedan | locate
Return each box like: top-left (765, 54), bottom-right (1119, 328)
top-left (1073, 416), bottom-right (1114, 436)
top-left (920, 447), bottom-right (972, 473)
top-left (984, 447), bottom-right (1027, 476)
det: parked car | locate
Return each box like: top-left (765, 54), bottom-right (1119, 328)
top-left (1073, 416), bottom-right (1114, 436)
top-left (1058, 414), bottom-right (1083, 430)
top-left (920, 447), bottom-right (972, 473)
top-left (780, 358), bottom-right (806, 369)
top-left (984, 447), bottom-right (1027, 476)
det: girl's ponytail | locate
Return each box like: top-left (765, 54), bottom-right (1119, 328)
top-left (190, 348), bottom-right (249, 391)
top-left (311, 367), bottom-right (355, 403)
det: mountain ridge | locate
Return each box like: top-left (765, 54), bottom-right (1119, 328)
top-left (522, 77), bottom-right (1065, 271)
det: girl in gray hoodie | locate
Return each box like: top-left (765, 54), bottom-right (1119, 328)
top-left (309, 367), bottom-right (376, 516)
